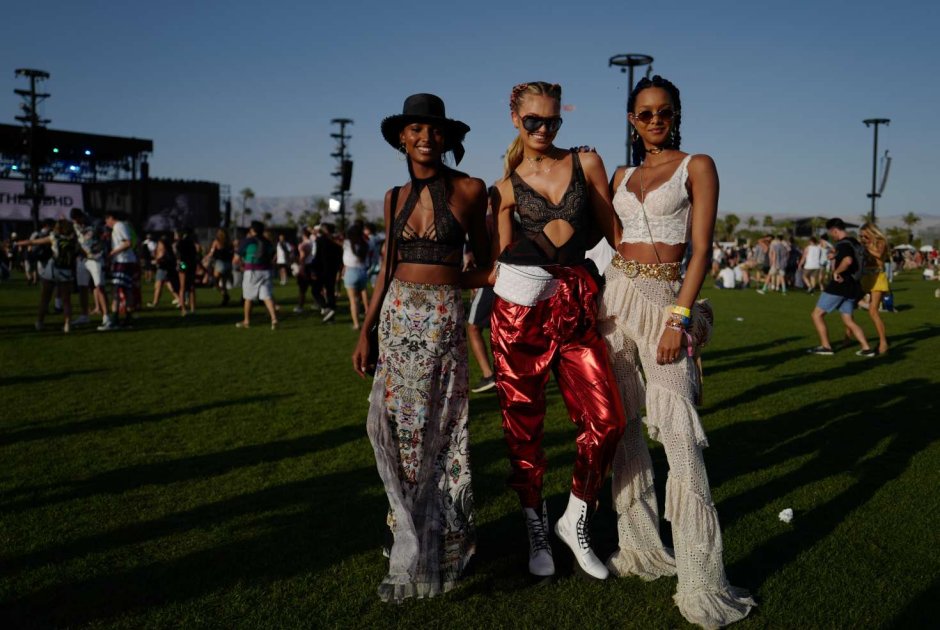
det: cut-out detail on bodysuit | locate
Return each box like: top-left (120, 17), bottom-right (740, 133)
top-left (393, 173), bottom-right (466, 268)
top-left (500, 152), bottom-right (590, 267)
top-left (615, 154), bottom-right (692, 246)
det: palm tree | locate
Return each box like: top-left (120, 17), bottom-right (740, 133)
top-left (354, 200), bottom-right (368, 222)
top-left (285, 211), bottom-right (296, 229)
top-left (763, 214), bottom-right (775, 228)
top-left (724, 213), bottom-right (741, 240)
top-left (239, 187), bottom-right (255, 228)
top-left (901, 212), bottom-right (920, 243)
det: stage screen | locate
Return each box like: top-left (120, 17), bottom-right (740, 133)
top-left (0, 180), bottom-right (84, 220)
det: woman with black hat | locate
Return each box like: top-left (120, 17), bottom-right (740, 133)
top-left (352, 93), bottom-right (489, 602)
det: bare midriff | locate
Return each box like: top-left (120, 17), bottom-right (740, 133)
top-left (617, 241), bottom-right (687, 265)
top-left (393, 261), bottom-right (461, 285)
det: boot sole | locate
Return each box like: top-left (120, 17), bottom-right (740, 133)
top-left (554, 522), bottom-right (609, 581)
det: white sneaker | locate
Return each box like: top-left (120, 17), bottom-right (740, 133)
top-left (293, 306), bottom-right (304, 314)
top-left (555, 493), bottom-right (608, 580)
top-left (74, 314), bottom-right (90, 325)
top-left (524, 502), bottom-right (555, 577)
top-left (63, 321), bottom-right (70, 334)
top-left (97, 317), bottom-right (116, 332)
top-left (322, 308), bottom-right (336, 323)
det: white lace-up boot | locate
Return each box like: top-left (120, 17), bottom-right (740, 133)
top-left (523, 501), bottom-right (554, 577)
top-left (555, 493), bottom-right (608, 580)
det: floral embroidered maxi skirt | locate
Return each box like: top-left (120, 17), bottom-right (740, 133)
top-left (366, 279), bottom-right (476, 602)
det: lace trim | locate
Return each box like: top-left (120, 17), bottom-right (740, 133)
top-left (393, 173), bottom-right (465, 266)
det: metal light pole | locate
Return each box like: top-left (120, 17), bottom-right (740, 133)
top-left (609, 54), bottom-right (653, 166)
top-left (14, 68), bottom-right (51, 231)
top-left (863, 118), bottom-right (890, 222)
top-left (330, 118), bottom-right (353, 232)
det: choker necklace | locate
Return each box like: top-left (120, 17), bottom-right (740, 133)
top-left (646, 146), bottom-right (665, 155)
top-left (524, 152), bottom-right (557, 175)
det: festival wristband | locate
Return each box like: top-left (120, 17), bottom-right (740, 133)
top-left (670, 305), bottom-right (692, 318)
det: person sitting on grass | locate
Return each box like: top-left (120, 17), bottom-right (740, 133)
top-left (234, 220), bottom-right (278, 330)
top-left (807, 218), bottom-right (875, 357)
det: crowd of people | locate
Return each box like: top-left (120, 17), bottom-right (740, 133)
top-left (0, 209), bottom-right (394, 334)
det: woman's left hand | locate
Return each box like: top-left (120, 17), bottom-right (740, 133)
top-left (656, 327), bottom-right (684, 364)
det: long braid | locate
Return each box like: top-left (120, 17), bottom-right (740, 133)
top-left (628, 75), bottom-right (682, 166)
top-left (504, 81), bottom-right (563, 178)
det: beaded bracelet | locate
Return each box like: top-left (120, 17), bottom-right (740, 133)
top-left (666, 312), bottom-right (691, 329)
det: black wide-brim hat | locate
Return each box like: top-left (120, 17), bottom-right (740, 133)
top-left (381, 93), bottom-right (471, 165)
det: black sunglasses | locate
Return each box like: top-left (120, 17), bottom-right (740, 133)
top-left (521, 115), bottom-right (563, 133)
top-left (632, 108), bottom-right (676, 124)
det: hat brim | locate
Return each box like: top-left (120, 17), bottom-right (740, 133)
top-left (380, 114), bottom-right (470, 154)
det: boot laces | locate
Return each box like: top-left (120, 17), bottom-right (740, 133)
top-left (576, 511), bottom-right (591, 550)
top-left (526, 512), bottom-right (550, 552)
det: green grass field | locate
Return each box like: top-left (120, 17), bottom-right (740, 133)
top-left (1, 272), bottom-right (938, 629)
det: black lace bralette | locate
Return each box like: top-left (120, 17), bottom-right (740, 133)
top-left (392, 173), bottom-right (465, 268)
top-left (500, 151), bottom-right (589, 266)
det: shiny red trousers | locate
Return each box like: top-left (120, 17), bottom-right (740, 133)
top-left (490, 264), bottom-right (626, 509)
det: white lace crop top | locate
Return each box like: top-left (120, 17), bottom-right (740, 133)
top-left (614, 154), bottom-right (693, 245)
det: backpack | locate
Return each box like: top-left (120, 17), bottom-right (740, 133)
top-left (51, 232), bottom-right (77, 269)
top-left (843, 238), bottom-right (866, 283)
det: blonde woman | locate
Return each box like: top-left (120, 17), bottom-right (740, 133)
top-left (859, 222), bottom-right (890, 354)
top-left (489, 81), bottom-right (625, 581)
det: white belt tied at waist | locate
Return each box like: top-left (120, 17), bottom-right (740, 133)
top-left (493, 262), bottom-right (559, 307)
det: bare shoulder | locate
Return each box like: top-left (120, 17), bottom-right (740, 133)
top-left (577, 150), bottom-right (606, 173)
top-left (687, 153), bottom-right (717, 176)
top-left (611, 165), bottom-right (629, 190)
top-left (452, 173), bottom-right (487, 197)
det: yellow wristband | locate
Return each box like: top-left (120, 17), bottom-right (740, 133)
top-left (670, 305), bottom-right (691, 318)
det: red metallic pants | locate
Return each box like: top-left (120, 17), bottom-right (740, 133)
top-left (490, 265), bottom-right (626, 509)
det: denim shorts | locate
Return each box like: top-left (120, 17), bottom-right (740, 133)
top-left (816, 291), bottom-right (856, 314)
top-left (343, 266), bottom-right (368, 292)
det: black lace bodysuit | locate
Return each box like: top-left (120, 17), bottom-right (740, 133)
top-left (499, 151), bottom-right (590, 267)
top-left (392, 173), bottom-right (466, 268)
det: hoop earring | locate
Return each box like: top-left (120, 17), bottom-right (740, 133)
top-left (629, 127), bottom-right (638, 142)
top-left (668, 128), bottom-right (676, 147)
top-left (398, 144), bottom-right (407, 161)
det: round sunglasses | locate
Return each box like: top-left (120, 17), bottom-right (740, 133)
top-left (632, 108), bottom-right (676, 124)
top-left (521, 115), bottom-right (563, 133)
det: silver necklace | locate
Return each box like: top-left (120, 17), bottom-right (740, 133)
top-left (525, 152), bottom-right (557, 175)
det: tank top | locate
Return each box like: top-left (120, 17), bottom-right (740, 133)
top-left (499, 151), bottom-right (590, 266)
top-left (392, 172), bottom-right (466, 268)
top-left (614, 154), bottom-right (692, 246)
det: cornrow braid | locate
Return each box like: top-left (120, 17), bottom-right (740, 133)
top-left (628, 75), bottom-right (682, 166)
top-left (504, 81), bottom-right (563, 177)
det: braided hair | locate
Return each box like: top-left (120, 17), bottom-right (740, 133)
top-left (628, 75), bottom-right (682, 166)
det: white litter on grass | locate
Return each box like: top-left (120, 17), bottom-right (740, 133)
top-left (778, 508), bottom-right (794, 523)
top-left (735, 317), bottom-right (744, 322)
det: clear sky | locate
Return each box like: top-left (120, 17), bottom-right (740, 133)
top-left (4, 0), bottom-right (939, 219)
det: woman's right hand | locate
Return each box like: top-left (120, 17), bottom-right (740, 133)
top-left (352, 334), bottom-right (371, 378)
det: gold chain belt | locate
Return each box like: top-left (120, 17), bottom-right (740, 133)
top-left (610, 254), bottom-right (681, 282)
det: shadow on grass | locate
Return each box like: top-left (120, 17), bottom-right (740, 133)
top-left (701, 377), bottom-right (938, 594)
top-left (0, 394), bottom-right (292, 447)
top-left (0, 368), bottom-right (110, 388)
top-left (703, 325), bottom-right (938, 415)
top-left (0, 423), bottom-right (361, 513)
top-left (0, 464), bottom-right (387, 626)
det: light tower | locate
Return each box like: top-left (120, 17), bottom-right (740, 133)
top-left (609, 54), bottom-right (653, 166)
top-left (862, 118), bottom-right (890, 222)
top-left (330, 118), bottom-right (353, 232)
top-left (14, 68), bottom-right (51, 231)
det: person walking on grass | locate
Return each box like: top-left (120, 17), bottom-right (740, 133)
top-left (857, 222), bottom-right (890, 355)
top-left (104, 210), bottom-right (140, 328)
top-left (235, 220), bottom-right (278, 330)
top-left (70, 208), bottom-right (115, 330)
top-left (16, 219), bottom-right (77, 333)
top-left (799, 236), bottom-right (823, 293)
top-left (808, 218), bottom-right (875, 357)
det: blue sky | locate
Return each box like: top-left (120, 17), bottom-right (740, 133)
top-left (4, 0), bottom-right (939, 219)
